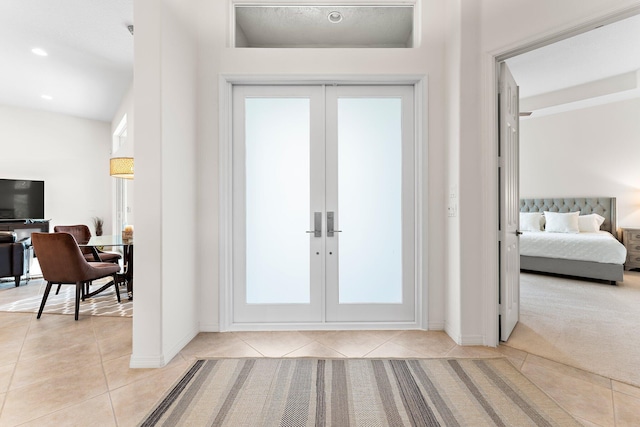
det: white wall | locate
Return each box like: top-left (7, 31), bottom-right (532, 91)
top-left (445, 0), bottom-right (491, 345)
top-left (195, 0), bottom-right (448, 334)
top-left (131, 0), bottom-right (199, 368)
top-left (0, 104), bottom-right (112, 234)
top-left (132, 0), bottom-right (162, 366)
top-left (457, 0), bottom-right (486, 344)
top-left (520, 98), bottom-right (640, 228)
top-left (444, 0), bottom-right (462, 343)
top-left (160, 0), bottom-right (198, 362)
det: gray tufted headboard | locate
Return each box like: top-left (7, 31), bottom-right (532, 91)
top-left (519, 197), bottom-right (617, 235)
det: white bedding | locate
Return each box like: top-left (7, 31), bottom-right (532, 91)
top-left (520, 231), bottom-right (627, 264)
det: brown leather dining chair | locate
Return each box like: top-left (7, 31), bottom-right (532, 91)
top-left (53, 224), bottom-right (121, 264)
top-left (31, 232), bottom-right (121, 320)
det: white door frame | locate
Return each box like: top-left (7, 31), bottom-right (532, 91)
top-left (483, 5), bottom-right (640, 347)
top-left (219, 74), bottom-right (427, 331)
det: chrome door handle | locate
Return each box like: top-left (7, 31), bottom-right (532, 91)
top-left (306, 212), bottom-right (322, 237)
top-left (327, 212), bottom-right (342, 237)
top-left (515, 230), bottom-right (523, 236)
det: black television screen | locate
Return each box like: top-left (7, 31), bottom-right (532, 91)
top-left (0, 179), bottom-right (45, 219)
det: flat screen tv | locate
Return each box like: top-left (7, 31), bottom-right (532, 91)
top-left (0, 179), bottom-right (45, 220)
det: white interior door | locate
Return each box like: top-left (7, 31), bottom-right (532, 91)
top-left (499, 62), bottom-right (520, 341)
top-left (232, 84), bottom-right (415, 326)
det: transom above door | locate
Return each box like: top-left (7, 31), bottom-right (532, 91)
top-left (231, 84), bottom-right (416, 328)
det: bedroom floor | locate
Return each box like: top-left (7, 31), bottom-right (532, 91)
top-left (502, 269), bottom-right (640, 426)
top-left (0, 278), bottom-right (639, 426)
top-left (506, 271), bottom-right (640, 385)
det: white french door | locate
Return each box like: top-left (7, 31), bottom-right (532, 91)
top-left (232, 84), bottom-right (415, 326)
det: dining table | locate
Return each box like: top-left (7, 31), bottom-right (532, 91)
top-left (80, 234), bottom-right (133, 300)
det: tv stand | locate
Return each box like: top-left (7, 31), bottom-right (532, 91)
top-left (0, 219), bottom-right (50, 238)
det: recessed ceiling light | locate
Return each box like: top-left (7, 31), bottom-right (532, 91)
top-left (41, 95), bottom-right (53, 100)
top-left (31, 48), bottom-right (48, 57)
top-left (328, 11), bottom-right (343, 24)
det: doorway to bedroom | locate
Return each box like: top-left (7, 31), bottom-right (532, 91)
top-left (230, 84), bottom-right (418, 327)
top-left (498, 11), bottom-right (640, 386)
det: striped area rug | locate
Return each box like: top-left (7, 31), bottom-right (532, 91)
top-left (140, 358), bottom-right (579, 426)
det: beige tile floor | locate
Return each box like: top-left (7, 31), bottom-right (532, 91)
top-left (0, 284), bottom-right (639, 426)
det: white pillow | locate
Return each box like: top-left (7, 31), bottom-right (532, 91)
top-left (578, 213), bottom-right (606, 232)
top-left (544, 211), bottom-right (580, 233)
top-left (520, 212), bottom-right (543, 232)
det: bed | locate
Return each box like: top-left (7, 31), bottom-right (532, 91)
top-left (519, 197), bottom-right (627, 283)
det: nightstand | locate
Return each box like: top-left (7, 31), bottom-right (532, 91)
top-left (621, 228), bottom-right (640, 271)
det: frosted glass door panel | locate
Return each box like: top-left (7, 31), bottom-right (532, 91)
top-left (337, 98), bottom-right (403, 304)
top-left (245, 98), bottom-right (310, 304)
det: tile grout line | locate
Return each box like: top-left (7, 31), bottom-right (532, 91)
top-left (518, 351), bottom-right (580, 424)
top-left (232, 332), bottom-right (321, 358)
top-left (609, 381), bottom-right (640, 399)
top-left (280, 341), bottom-right (316, 357)
top-left (443, 344), bottom-right (461, 357)
top-left (519, 350), bottom-right (616, 427)
top-left (573, 415), bottom-right (608, 427)
top-left (361, 331), bottom-right (405, 358)
top-left (92, 316), bottom-right (120, 426)
top-left (611, 385), bottom-right (619, 427)
top-left (520, 351), bottom-right (615, 390)
top-left (233, 336), bottom-right (267, 357)
top-left (305, 340), bottom-right (348, 358)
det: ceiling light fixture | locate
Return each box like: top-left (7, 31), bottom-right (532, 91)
top-left (31, 48), bottom-right (48, 56)
top-left (41, 95), bottom-right (53, 100)
top-left (327, 11), bottom-right (343, 24)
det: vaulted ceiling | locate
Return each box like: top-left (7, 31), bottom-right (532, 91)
top-left (0, 0), bottom-right (133, 122)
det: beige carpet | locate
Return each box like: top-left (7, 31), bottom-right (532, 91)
top-left (0, 277), bottom-right (132, 317)
top-left (140, 358), bottom-right (579, 426)
top-left (505, 271), bottom-right (640, 387)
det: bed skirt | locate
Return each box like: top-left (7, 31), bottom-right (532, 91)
top-left (520, 255), bottom-right (623, 283)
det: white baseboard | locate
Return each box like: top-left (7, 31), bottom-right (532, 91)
top-left (443, 322), bottom-right (487, 346)
top-left (427, 321), bottom-right (445, 330)
top-left (164, 326), bottom-right (199, 364)
top-left (444, 322), bottom-right (460, 345)
top-left (459, 334), bottom-right (486, 346)
top-left (129, 354), bottom-right (166, 369)
top-left (199, 322), bottom-right (220, 332)
top-left (129, 325), bottom-right (199, 369)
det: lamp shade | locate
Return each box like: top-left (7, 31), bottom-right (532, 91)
top-left (110, 157), bottom-right (134, 179)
